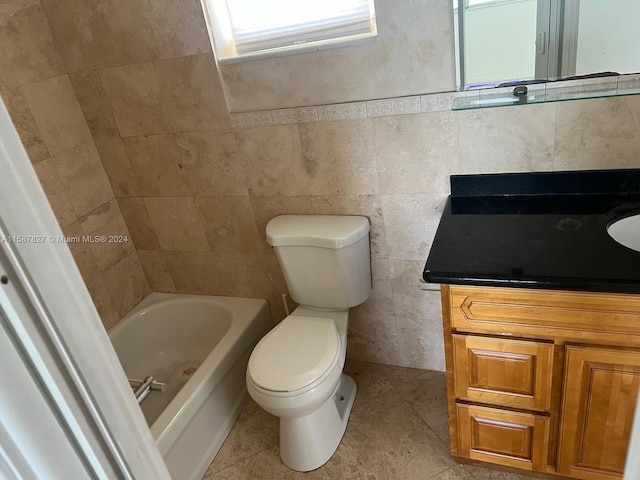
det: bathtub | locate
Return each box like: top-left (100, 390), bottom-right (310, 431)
top-left (108, 293), bottom-right (272, 480)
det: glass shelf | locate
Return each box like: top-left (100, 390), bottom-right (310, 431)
top-left (452, 74), bottom-right (640, 111)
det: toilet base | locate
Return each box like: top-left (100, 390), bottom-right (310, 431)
top-left (279, 374), bottom-right (357, 472)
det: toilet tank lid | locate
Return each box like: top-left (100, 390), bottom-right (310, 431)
top-left (266, 215), bottom-right (370, 249)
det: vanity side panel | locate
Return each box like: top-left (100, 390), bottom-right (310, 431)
top-left (441, 284), bottom-right (459, 456)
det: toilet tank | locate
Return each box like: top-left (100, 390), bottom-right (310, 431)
top-left (266, 215), bottom-right (372, 309)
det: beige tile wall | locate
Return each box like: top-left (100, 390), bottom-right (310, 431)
top-left (0, 0), bottom-right (150, 330)
top-left (2, 0), bottom-right (640, 372)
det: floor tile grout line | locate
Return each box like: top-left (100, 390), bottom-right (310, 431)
top-left (376, 371), bottom-right (449, 460)
top-left (204, 446), bottom-right (272, 479)
top-left (322, 465), bottom-right (335, 480)
top-left (424, 464), bottom-right (459, 480)
top-left (392, 380), bottom-right (451, 452)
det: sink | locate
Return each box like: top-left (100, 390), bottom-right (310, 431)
top-left (608, 214), bottom-right (640, 252)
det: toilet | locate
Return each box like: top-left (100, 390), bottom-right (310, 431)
top-left (246, 214), bottom-right (372, 472)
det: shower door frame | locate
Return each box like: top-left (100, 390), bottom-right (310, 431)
top-left (0, 99), bottom-right (171, 479)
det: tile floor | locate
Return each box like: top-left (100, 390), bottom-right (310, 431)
top-left (203, 360), bottom-right (540, 480)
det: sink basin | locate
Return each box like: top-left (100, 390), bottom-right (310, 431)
top-left (608, 214), bottom-right (640, 252)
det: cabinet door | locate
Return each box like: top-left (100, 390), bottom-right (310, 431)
top-left (457, 403), bottom-right (550, 471)
top-left (558, 346), bottom-right (640, 479)
top-left (453, 335), bottom-right (553, 411)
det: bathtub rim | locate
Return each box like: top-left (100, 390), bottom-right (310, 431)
top-left (108, 292), bottom-right (271, 451)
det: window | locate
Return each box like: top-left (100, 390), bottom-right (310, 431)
top-left (201, 0), bottom-right (377, 63)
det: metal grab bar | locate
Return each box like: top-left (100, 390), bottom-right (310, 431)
top-left (128, 376), bottom-right (166, 404)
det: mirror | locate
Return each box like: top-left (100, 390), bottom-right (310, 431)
top-left (454, 0), bottom-right (640, 90)
top-left (213, 0), bottom-right (640, 113)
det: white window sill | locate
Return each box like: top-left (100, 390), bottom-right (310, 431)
top-left (217, 32), bottom-right (377, 66)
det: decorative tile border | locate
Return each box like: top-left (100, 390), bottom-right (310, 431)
top-left (230, 92), bottom-right (460, 129)
top-left (420, 92), bottom-right (456, 112)
top-left (366, 96), bottom-right (421, 117)
top-left (271, 106), bottom-right (318, 125)
top-left (316, 102), bottom-right (367, 121)
top-left (230, 111), bottom-right (273, 128)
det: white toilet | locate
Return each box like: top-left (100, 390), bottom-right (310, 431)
top-left (246, 214), bottom-right (372, 472)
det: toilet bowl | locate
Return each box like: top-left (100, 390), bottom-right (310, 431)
top-left (246, 215), bottom-right (372, 472)
top-left (247, 307), bottom-right (356, 471)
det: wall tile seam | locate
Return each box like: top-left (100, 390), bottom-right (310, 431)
top-left (44, 50), bottom-right (217, 81)
top-left (49, 145), bottom-right (117, 222)
top-left (66, 71), bottom-right (124, 181)
top-left (70, 53), bottom-right (218, 130)
top-left (44, 138), bottom-right (98, 162)
top-left (87, 275), bottom-right (119, 328)
top-left (5, 70), bottom-right (70, 92)
top-left (120, 250), bottom-right (152, 318)
top-left (99, 126), bottom-right (238, 141)
top-left (39, 0), bottom-right (156, 77)
top-left (148, 59), bottom-right (182, 135)
top-left (20, 2), bottom-right (68, 89)
top-left (99, 249), bottom-right (140, 296)
top-left (35, 167), bottom-right (78, 227)
top-left (69, 71), bottom-right (121, 141)
top-left (132, 0), bottom-right (216, 64)
top-left (19, 37), bottom-right (92, 230)
top-left (131, 249), bottom-right (156, 303)
top-left (113, 193), bottom-right (253, 199)
top-left (117, 204), bottom-right (159, 252)
top-left (58, 216), bottom-right (78, 230)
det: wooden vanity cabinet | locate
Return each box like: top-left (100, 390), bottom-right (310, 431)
top-left (441, 285), bottom-right (640, 480)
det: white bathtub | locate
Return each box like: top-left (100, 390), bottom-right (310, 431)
top-left (109, 293), bottom-right (272, 480)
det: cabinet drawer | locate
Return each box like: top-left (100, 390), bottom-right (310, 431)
top-left (449, 286), bottom-right (640, 342)
top-left (453, 335), bottom-right (553, 411)
top-left (456, 403), bottom-right (550, 472)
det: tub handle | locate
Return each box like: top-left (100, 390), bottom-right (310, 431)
top-left (129, 376), bottom-right (166, 404)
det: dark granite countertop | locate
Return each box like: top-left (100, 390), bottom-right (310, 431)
top-left (423, 169), bottom-right (640, 294)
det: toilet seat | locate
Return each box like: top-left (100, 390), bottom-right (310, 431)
top-left (248, 315), bottom-right (340, 393)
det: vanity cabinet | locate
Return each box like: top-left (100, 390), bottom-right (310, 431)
top-left (441, 285), bottom-right (640, 480)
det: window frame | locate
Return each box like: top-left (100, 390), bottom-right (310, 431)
top-left (200, 0), bottom-right (377, 65)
